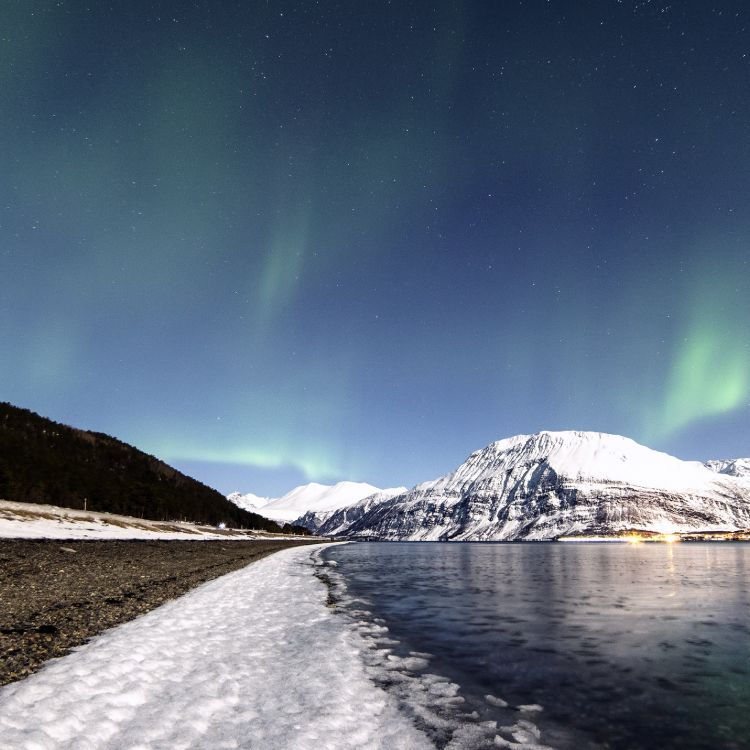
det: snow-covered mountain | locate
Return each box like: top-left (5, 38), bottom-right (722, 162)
top-left (294, 487), bottom-right (407, 535)
top-left (705, 458), bottom-right (750, 479)
top-left (328, 432), bottom-right (750, 541)
top-left (227, 481), bottom-right (383, 523)
top-left (226, 492), bottom-right (271, 513)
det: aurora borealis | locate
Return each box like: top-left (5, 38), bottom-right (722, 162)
top-left (1, 2), bottom-right (748, 495)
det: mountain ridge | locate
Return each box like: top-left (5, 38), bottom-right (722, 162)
top-left (228, 481), bottom-right (386, 523)
top-left (293, 431), bottom-right (750, 540)
top-left (0, 403), bottom-right (284, 533)
top-left (704, 457), bottom-right (750, 478)
top-left (294, 487), bottom-right (408, 535)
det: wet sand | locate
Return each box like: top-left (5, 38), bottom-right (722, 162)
top-left (0, 538), bottom-right (318, 687)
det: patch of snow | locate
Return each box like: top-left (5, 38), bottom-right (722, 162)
top-left (0, 544), bottom-right (433, 750)
top-left (486, 694), bottom-right (509, 708)
top-left (0, 500), bottom-right (294, 541)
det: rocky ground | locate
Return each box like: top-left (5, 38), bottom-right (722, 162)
top-left (0, 538), bottom-right (319, 687)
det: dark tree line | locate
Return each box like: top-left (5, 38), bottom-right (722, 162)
top-left (0, 402), bottom-right (299, 533)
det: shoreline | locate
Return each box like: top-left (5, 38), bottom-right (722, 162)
top-left (0, 544), bottom-right (432, 750)
top-left (0, 538), bottom-right (317, 687)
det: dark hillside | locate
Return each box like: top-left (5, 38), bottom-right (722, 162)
top-left (0, 403), bottom-right (284, 532)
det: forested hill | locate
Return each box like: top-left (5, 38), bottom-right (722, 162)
top-left (0, 403), bottom-right (285, 532)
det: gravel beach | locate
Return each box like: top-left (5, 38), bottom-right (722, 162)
top-left (0, 538), bottom-right (318, 687)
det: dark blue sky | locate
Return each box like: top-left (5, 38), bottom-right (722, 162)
top-left (2, 1), bottom-right (748, 495)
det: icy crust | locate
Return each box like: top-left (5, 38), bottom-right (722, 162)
top-left (315, 552), bottom-right (559, 750)
top-left (342, 432), bottom-right (750, 541)
top-left (0, 544), bottom-right (432, 750)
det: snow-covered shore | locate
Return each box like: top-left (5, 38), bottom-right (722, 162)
top-left (0, 544), bottom-right (432, 750)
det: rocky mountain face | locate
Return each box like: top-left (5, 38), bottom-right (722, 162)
top-left (322, 432), bottom-right (750, 541)
top-left (705, 458), bottom-right (750, 479)
top-left (295, 487), bottom-right (407, 535)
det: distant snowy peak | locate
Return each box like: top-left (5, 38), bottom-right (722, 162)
top-left (226, 492), bottom-right (272, 513)
top-left (705, 458), bottom-right (750, 479)
top-left (228, 481), bottom-right (385, 523)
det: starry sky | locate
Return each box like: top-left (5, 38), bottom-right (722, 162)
top-left (2, 1), bottom-right (749, 496)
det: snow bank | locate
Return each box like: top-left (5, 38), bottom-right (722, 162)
top-left (0, 544), bottom-right (432, 750)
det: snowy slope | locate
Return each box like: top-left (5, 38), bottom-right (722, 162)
top-left (338, 432), bottom-right (750, 541)
top-left (705, 457), bottom-right (750, 478)
top-left (295, 487), bottom-right (407, 534)
top-left (0, 545), bottom-right (433, 750)
top-left (229, 481), bottom-right (383, 523)
top-left (226, 491), bottom-right (271, 512)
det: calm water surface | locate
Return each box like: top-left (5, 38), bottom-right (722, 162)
top-left (325, 542), bottom-right (750, 750)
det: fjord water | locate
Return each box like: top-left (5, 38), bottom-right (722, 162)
top-left (325, 542), bottom-right (750, 750)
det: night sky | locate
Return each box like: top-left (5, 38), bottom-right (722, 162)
top-left (2, 1), bottom-right (749, 496)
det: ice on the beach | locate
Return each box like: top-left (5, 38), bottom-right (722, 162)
top-left (494, 718), bottom-right (555, 750)
top-left (485, 694), bottom-right (509, 708)
top-left (0, 544), bottom-right (433, 750)
top-left (318, 556), bottom-right (553, 750)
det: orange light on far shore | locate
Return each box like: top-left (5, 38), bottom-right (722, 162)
top-left (662, 534), bottom-right (680, 543)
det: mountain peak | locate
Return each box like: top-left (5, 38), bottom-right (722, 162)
top-left (332, 431), bottom-right (750, 541)
top-left (457, 430), bottom-right (710, 491)
top-left (228, 480), bottom-right (384, 523)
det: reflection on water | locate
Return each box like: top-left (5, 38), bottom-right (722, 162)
top-left (326, 542), bottom-right (750, 750)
